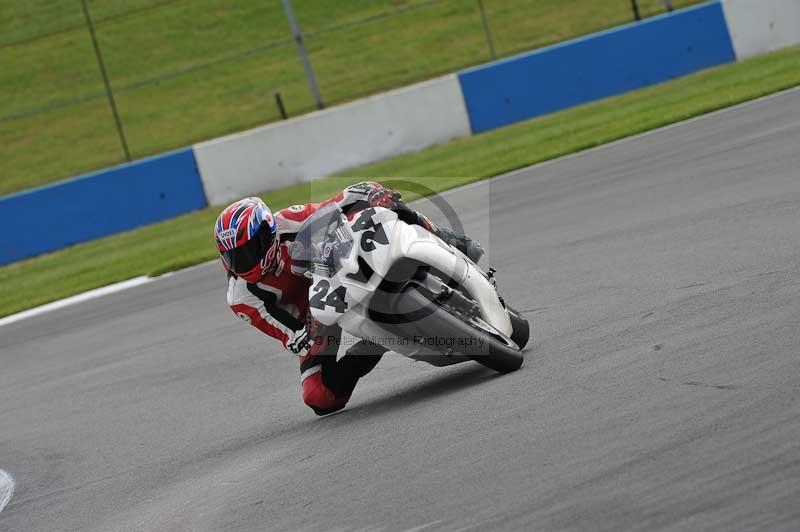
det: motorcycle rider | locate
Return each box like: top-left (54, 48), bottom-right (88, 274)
top-left (214, 181), bottom-right (483, 416)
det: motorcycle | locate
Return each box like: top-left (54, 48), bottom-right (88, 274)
top-left (291, 203), bottom-right (529, 373)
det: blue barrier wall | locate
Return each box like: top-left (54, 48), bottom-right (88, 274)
top-left (458, 1), bottom-right (736, 133)
top-left (0, 1), bottom-right (747, 267)
top-left (0, 148), bottom-right (206, 265)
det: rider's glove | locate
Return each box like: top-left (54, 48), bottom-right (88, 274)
top-left (367, 186), bottom-right (401, 209)
top-left (286, 315), bottom-right (322, 354)
top-left (286, 327), bottom-right (310, 354)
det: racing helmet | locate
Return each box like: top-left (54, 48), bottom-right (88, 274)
top-left (214, 197), bottom-right (278, 283)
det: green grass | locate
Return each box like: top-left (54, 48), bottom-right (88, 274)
top-left (2, 44), bottom-right (798, 319)
top-left (0, 0), bottom-right (700, 196)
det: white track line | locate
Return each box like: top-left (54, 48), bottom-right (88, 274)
top-left (0, 470), bottom-right (14, 514)
top-left (2, 85), bottom-right (797, 330)
top-left (0, 276), bottom-right (152, 328)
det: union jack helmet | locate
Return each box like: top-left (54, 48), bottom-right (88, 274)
top-left (214, 197), bottom-right (278, 283)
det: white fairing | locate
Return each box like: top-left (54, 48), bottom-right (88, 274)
top-left (305, 208), bottom-right (512, 359)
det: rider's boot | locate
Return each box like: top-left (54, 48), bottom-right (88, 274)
top-left (389, 201), bottom-right (485, 263)
top-left (436, 227), bottom-right (485, 264)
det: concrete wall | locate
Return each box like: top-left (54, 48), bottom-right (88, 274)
top-left (6, 0), bottom-right (800, 265)
top-left (194, 74), bottom-right (471, 206)
top-left (722, 0), bottom-right (800, 60)
top-left (0, 149), bottom-right (206, 265)
top-left (457, 2), bottom-right (736, 133)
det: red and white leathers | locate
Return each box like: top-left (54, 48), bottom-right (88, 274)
top-left (227, 181), bottom-right (385, 349)
top-left (227, 181), bottom-right (408, 415)
top-left (225, 181), bottom-right (479, 415)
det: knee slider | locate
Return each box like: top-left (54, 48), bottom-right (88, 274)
top-left (302, 372), bottom-right (349, 414)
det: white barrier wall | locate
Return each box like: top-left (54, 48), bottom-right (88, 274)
top-left (195, 74), bottom-right (471, 206)
top-left (722, 0), bottom-right (800, 60)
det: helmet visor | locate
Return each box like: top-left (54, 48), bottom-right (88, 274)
top-left (223, 222), bottom-right (276, 275)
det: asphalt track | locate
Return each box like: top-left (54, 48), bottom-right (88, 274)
top-left (2, 88), bottom-right (800, 531)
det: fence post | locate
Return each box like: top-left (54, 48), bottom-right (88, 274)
top-left (630, 0), bottom-right (641, 21)
top-left (476, 0), bottom-right (496, 59)
top-left (80, 0), bottom-right (131, 161)
top-left (282, 0), bottom-right (324, 110)
top-left (275, 92), bottom-right (288, 120)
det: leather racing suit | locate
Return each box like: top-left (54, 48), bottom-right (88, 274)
top-left (226, 181), bottom-right (478, 416)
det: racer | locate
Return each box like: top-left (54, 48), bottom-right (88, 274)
top-left (214, 181), bottom-right (483, 415)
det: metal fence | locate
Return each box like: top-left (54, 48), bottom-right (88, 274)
top-left (1, 0), bottom-right (696, 193)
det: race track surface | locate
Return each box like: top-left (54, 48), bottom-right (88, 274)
top-left (2, 88), bottom-right (800, 531)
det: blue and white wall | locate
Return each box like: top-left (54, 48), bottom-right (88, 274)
top-left (0, 149), bottom-right (206, 265)
top-left (2, 0), bottom-right (798, 265)
top-left (194, 75), bottom-right (471, 206)
top-left (722, 0), bottom-right (800, 59)
top-left (459, 2), bottom-right (735, 133)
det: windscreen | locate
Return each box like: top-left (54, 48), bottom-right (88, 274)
top-left (290, 203), bottom-right (352, 276)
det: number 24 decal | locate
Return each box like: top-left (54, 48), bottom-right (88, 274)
top-left (310, 209), bottom-right (387, 314)
top-left (352, 208), bottom-right (389, 252)
top-left (309, 280), bottom-right (348, 313)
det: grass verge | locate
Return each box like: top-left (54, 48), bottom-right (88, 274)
top-left (1, 0), bottom-right (699, 196)
top-left (1, 45), bottom-right (799, 318)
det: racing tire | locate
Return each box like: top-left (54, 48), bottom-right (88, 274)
top-left (396, 283), bottom-right (524, 374)
top-left (506, 305), bottom-right (530, 349)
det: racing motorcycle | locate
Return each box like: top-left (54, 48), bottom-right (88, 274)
top-left (291, 203), bottom-right (529, 373)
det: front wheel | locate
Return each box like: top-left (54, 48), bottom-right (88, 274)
top-left (506, 305), bottom-right (530, 349)
top-left (395, 282), bottom-right (524, 373)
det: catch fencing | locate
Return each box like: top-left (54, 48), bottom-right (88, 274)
top-left (2, 0), bottom-right (798, 265)
top-left (2, 0), bottom-right (698, 195)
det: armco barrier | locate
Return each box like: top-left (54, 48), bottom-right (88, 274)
top-left (0, 148), bottom-right (206, 265)
top-left (194, 74), bottom-right (471, 206)
top-left (722, 0), bottom-right (800, 60)
top-left (457, 1), bottom-right (736, 133)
